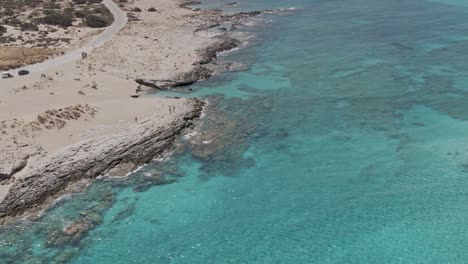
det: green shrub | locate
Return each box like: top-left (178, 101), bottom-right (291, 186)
top-left (74, 9), bottom-right (87, 18)
top-left (44, 12), bottom-right (73, 27)
top-left (45, 1), bottom-right (61, 9)
top-left (3, 8), bottom-right (14, 17)
top-left (0, 25), bottom-right (6, 36)
top-left (21, 23), bottom-right (39, 31)
top-left (85, 14), bottom-right (109, 28)
top-left (63, 7), bottom-right (75, 15)
top-left (4, 18), bottom-right (21, 27)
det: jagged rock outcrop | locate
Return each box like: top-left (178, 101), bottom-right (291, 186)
top-left (135, 36), bottom-right (238, 90)
top-left (179, 0), bottom-right (202, 9)
top-left (198, 35), bottom-right (240, 64)
top-left (135, 6), bottom-right (293, 91)
top-left (136, 65), bottom-right (213, 89)
top-left (0, 156), bottom-right (28, 181)
top-left (0, 99), bottom-right (204, 219)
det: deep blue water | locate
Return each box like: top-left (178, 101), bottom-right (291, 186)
top-left (3, 0), bottom-right (468, 263)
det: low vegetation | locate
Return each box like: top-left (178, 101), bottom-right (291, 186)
top-left (0, 25), bottom-right (6, 36)
top-left (85, 14), bottom-right (110, 28)
top-left (0, 0), bottom-right (114, 45)
top-left (0, 0), bottom-right (114, 69)
top-left (43, 12), bottom-right (74, 27)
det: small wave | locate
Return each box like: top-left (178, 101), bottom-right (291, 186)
top-left (184, 131), bottom-right (199, 139)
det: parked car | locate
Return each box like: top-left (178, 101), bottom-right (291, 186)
top-left (18, 70), bottom-right (30, 76)
top-left (1, 72), bottom-right (13, 79)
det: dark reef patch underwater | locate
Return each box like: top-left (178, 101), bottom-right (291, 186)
top-left (4, 0), bottom-right (468, 263)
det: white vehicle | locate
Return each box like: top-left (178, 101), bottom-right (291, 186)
top-left (1, 72), bottom-right (13, 79)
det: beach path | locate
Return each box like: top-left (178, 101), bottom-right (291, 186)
top-left (18, 0), bottom-right (127, 74)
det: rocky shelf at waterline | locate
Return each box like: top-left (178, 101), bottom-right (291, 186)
top-left (133, 7), bottom-right (290, 90)
top-left (0, 99), bottom-right (204, 222)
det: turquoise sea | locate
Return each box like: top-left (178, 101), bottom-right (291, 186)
top-left (3, 0), bottom-right (468, 263)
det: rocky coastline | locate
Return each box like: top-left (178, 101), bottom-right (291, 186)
top-left (0, 0), bottom-right (295, 223)
top-left (0, 99), bottom-right (204, 223)
top-left (133, 5), bottom-right (280, 91)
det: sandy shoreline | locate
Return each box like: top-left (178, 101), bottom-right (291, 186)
top-left (0, 0), bottom-right (275, 222)
top-left (0, 0), bottom-right (270, 222)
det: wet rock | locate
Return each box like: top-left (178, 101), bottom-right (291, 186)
top-left (23, 256), bottom-right (47, 264)
top-left (111, 203), bottom-right (135, 223)
top-left (132, 172), bottom-right (176, 192)
top-left (86, 212), bottom-right (103, 225)
top-left (179, 0), bottom-right (202, 8)
top-left (187, 96), bottom-right (269, 174)
top-left (46, 209), bottom-right (103, 248)
top-left (224, 62), bottom-right (250, 72)
top-left (198, 35), bottom-right (240, 64)
top-left (53, 250), bottom-right (77, 264)
top-left (227, 11), bottom-right (263, 20)
top-left (63, 219), bottom-right (93, 236)
top-left (107, 162), bottom-right (136, 177)
top-left (47, 219), bottom-right (93, 247)
top-left (88, 190), bottom-right (116, 214)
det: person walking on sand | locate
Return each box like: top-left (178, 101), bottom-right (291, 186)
top-left (135, 116), bottom-right (138, 123)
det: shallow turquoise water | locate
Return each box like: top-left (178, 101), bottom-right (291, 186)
top-left (4, 0), bottom-right (468, 263)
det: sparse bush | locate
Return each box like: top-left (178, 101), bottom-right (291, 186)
top-left (148, 7), bottom-right (157, 12)
top-left (92, 6), bottom-right (107, 14)
top-left (85, 14), bottom-right (109, 28)
top-left (4, 18), bottom-right (21, 27)
top-left (44, 1), bottom-right (61, 9)
top-left (44, 12), bottom-right (73, 27)
top-left (27, 11), bottom-right (41, 19)
top-left (21, 22), bottom-right (39, 31)
top-left (3, 8), bottom-right (14, 17)
top-left (132, 7), bottom-right (142, 12)
top-left (63, 7), bottom-right (75, 16)
top-left (0, 25), bottom-right (6, 36)
top-left (74, 9), bottom-right (87, 18)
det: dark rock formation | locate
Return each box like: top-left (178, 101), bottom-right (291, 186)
top-left (187, 96), bottom-right (272, 175)
top-left (179, 0), bottom-right (202, 9)
top-left (227, 11), bottom-right (263, 20)
top-left (0, 99), bottom-right (205, 220)
top-left (134, 6), bottom-right (291, 91)
top-left (135, 35), bottom-right (238, 90)
top-left (132, 172), bottom-right (177, 192)
top-left (47, 215), bottom-right (101, 247)
top-left (198, 35), bottom-right (240, 64)
top-left (0, 156), bottom-right (28, 181)
top-left (136, 66), bottom-right (212, 89)
top-left (225, 2), bottom-right (239, 7)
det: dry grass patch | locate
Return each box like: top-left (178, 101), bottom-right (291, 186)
top-left (0, 47), bottom-right (55, 70)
